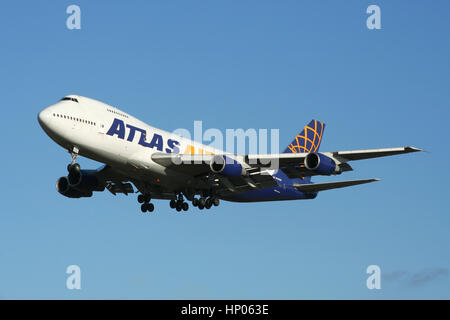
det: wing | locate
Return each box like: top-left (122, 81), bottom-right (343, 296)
top-left (150, 146), bottom-right (421, 194)
top-left (293, 179), bottom-right (379, 192)
top-left (151, 153), bottom-right (215, 176)
top-left (327, 146), bottom-right (423, 161)
top-left (245, 146), bottom-right (422, 178)
top-left (246, 146), bottom-right (421, 165)
top-left (151, 153), bottom-right (278, 195)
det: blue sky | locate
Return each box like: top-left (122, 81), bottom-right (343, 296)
top-left (0, 0), bottom-right (449, 299)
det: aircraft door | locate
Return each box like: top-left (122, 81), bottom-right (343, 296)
top-left (98, 122), bottom-right (106, 134)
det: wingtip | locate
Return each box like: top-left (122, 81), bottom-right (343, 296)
top-left (405, 146), bottom-right (423, 152)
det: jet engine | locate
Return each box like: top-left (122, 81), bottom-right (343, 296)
top-left (304, 152), bottom-right (337, 175)
top-left (210, 155), bottom-right (244, 177)
top-left (56, 164), bottom-right (104, 198)
top-left (67, 164), bottom-right (104, 191)
top-left (56, 176), bottom-right (93, 198)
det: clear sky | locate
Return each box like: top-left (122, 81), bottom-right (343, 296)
top-left (0, 0), bottom-right (449, 299)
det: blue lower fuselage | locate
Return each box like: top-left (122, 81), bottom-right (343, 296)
top-left (222, 170), bottom-right (318, 202)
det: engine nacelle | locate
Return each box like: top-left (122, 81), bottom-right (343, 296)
top-left (67, 165), bottom-right (104, 192)
top-left (56, 176), bottom-right (93, 198)
top-left (210, 155), bottom-right (244, 177)
top-left (304, 152), bottom-right (336, 175)
top-left (56, 165), bottom-right (105, 198)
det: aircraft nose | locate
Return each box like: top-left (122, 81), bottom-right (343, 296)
top-left (38, 108), bottom-right (52, 128)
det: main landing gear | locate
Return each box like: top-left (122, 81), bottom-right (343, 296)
top-left (191, 196), bottom-right (220, 211)
top-left (138, 192), bottom-right (220, 214)
top-left (169, 194), bottom-right (220, 212)
top-left (169, 194), bottom-right (189, 212)
top-left (137, 193), bottom-right (154, 213)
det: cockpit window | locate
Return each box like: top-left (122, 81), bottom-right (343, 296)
top-left (60, 97), bottom-right (79, 103)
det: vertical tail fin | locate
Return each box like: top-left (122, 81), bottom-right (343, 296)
top-left (283, 120), bottom-right (325, 182)
top-left (283, 120), bottom-right (325, 154)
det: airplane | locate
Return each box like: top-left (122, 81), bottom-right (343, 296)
top-left (37, 95), bottom-right (422, 213)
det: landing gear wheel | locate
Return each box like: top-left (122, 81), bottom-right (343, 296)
top-left (147, 203), bottom-right (154, 212)
top-left (138, 194), bottom-right (145, 203)
top-left (213, 198), bottom-right (220, 206)
top-left (198, 204), bottom-right (205, 210)
top-left (140, 203), bottom-right (147, 213)
top-left (199, 197), bottom-right (206, 207)
top-left (192, 198), bottom-right (199, 207)
top-left (205, 198), bottom-right (212, 209)
top-left (170, 199), bottom-right (176, 208)
top-left (182, 202), bottom-right (189, 211)
top-left (176, 199), bottom-right (183, 212)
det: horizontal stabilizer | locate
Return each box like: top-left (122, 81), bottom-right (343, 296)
top-left (293, 178), bottom-right (380, 192)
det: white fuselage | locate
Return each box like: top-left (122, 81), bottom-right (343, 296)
top-left (38, 95), bottom-right (229, 191)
